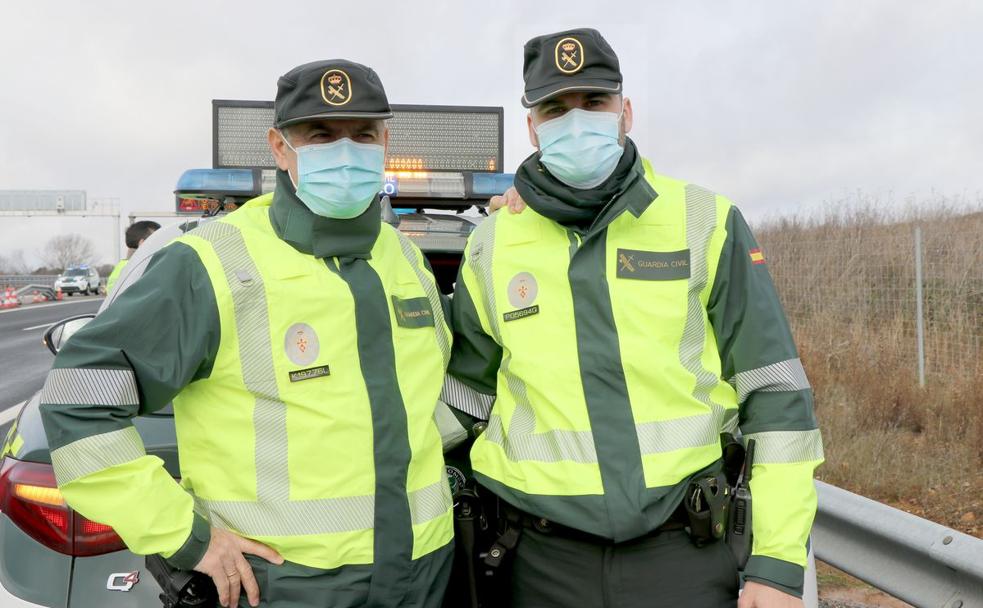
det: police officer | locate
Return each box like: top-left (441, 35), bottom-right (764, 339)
top-left (448, 29), bottom-right (824, 607)
top-left (40, 60), bottom-right (453, 608)
top-left (106, 220), bottom-right (160, 293)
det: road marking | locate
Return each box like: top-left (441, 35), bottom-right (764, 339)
top-left (0, 298), bottom-right (104, 315)
top-left (0, 402), bottom-right (26, 426)
top-left (22, 323), bottom-right (53, 331)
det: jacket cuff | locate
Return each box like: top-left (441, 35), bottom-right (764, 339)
top-left (743, 555), bottom-right (804, 598)
top-left (163, 512), bottom-right (211, 570)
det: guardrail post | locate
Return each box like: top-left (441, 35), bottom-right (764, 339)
top-left (914, 225), bottom-right (926, 387)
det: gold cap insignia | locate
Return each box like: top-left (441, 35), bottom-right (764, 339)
top-left (554, 37), bottom-right (585, 74)
top-left (320, 69), bottom-right (352, 106)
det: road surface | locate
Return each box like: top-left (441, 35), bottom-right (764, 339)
top-left (0, 296), bottom-right (103, 437)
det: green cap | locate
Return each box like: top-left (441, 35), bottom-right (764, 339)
top-left (274, 59), bottom-right (393, 128)
top-left (521, 28), bottom-right (623, 108)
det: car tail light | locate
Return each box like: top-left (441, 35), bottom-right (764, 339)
top-left (0, 457), bottom-right (126, 556)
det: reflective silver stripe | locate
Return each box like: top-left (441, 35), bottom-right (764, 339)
top-left (730, 358), bottom-right (811, 404)
top-left (199, 495), bottom-right (375, 536)
top-left (469, 222), bottom-right (598, 464)
top-left (194, 222), bottom-right (289, 502)
top-left (483, 414), bottom-right (598, 464)
top-left (394, 231), bottom-right (450, 368)
top-left (440, 374), bottom-right (494, 420)
top-left (638, 185), bottom-right (737, 455)
top-left (434, 400), bottom-right (469, 451)
top-left (41, 368), bottom-right (139, 407)
top-left (744, 429), bottom-right (824, 465)
top-left (409, 480), bottom-right (452, 525)
top-left (635, 413), bottom-right (721, 456)
top-left (50, 426), bottom-right (146, 485)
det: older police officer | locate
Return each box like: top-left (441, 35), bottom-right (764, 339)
top-left (450, 29), bottom-right (823, 607)
top-left (40, 60), bottom-right (453, 608)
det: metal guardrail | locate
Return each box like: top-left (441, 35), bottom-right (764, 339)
top-left (813, 480), bottom-right (983, 607)
top-left (0, 275), bottom-right (57, 288)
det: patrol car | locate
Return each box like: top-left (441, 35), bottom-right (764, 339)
top-left (0, 102), bottom-right (509, 607)
top-left (52, 265), bottom-right (101, 296)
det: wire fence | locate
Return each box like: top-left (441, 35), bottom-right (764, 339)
top-left (758, 213), bottom-right (983, 383)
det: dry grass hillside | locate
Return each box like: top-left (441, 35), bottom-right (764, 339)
top-left (755, 202), bottom-right (983, 535)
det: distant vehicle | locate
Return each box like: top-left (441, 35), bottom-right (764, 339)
top-left (52, 265), bottom-right (100, 296)
top-left (0, 102), bottom-right (510, 607)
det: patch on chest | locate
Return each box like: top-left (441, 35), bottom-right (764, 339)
top-left (284, 323), bottom-right (320, 366)
top-left (392, 296), bottom-right (435, 328)
top-left (616, 249), bottom-right (691, 281)
top-left (507, 272), bottom-right (539, 308)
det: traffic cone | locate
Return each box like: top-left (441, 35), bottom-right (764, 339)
top-left (3, 287), bottom-right (19, 309)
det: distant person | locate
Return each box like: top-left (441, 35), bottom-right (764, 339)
top-left (105, 220), bottom-right (160, 293)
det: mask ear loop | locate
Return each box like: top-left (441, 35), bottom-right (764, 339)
top-left (278, 130), bottom-right (300, 189)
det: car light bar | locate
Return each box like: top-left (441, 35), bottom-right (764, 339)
top-left (472, 173), bottom-right (514, 196)
top-left (384, 172), bottom-right (466, 198)
top-left (176, 168), bottom-right (255, 193)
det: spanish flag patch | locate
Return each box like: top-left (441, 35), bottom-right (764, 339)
top-left (749, 248), bottom-right (766, 265)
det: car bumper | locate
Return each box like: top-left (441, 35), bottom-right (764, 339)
top-left (56, 285), bottom-right (82, 293)
top-left (0, 585), bottom-right (49, 607)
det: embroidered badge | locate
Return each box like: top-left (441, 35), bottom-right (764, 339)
top-left (616, 249), bottom-right (691, 280)
top-left (555, 37), bottom-right (585, 74)
top-left (321, 69), bottom-right (353, 106)
top-left (285, 323), bottom-right (320, 366)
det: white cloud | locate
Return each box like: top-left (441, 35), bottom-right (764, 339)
top-left (2, 0), bottom-right (982, 264)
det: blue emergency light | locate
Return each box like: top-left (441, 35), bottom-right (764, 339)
top-left (175, 169), bottom-right (256, 193)
top-left (472, 173), bottom-right (515, 196)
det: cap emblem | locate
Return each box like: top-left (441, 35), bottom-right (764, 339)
top-left (320, 69), bottom-right (352, 106)
top-left (554, 37), bottom-right (585, 74)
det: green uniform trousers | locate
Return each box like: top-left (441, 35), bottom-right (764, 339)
top-left (239, 544), bottom-right (453, 608)
top-left (508, 526), bottom-right (739, 608)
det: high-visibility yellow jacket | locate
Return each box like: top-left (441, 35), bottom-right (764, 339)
top-left (40, 190), bottom-right (453, 602)
top-left (449, 158), bottom-right (823, 596)
top-left (105, 258), bottom-right (128, 293)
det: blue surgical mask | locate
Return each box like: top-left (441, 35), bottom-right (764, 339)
top-left (535, 108), bottom-right (625, 189)
top-left (282, 134), bottom-right (385, 219)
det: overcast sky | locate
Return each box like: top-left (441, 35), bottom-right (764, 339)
top-left (2, 0), bottom-right (982, 267)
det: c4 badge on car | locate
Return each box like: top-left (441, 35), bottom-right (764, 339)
top-left (106, 571), bottom-right (139, 592)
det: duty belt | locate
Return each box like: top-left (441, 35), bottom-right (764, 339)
top-left (484, 499), bottom-right (688, 569)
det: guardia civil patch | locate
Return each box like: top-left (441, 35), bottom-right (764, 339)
top-left (616, 249), bottom-right (691, 280)
top-left (289, 365), bottom-right (331, 383)
top-left (749, 248), bottom-right (766, 265)
top-left (392, 296), bottom-right (435, 328)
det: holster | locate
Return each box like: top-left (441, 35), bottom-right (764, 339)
top-left (684, 471), bottom-right (731, 547)
top-left (145, 554), bottom-right (217, 608)
top-left (444, 486), bottom-right (513, 608)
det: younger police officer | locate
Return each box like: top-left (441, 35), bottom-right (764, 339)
top-left (449, 30), bottom-right (824, 607)
top-left (40, 60), bottom-right (453, 608)
top-left (106, 220), bottom-right (160, 294)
